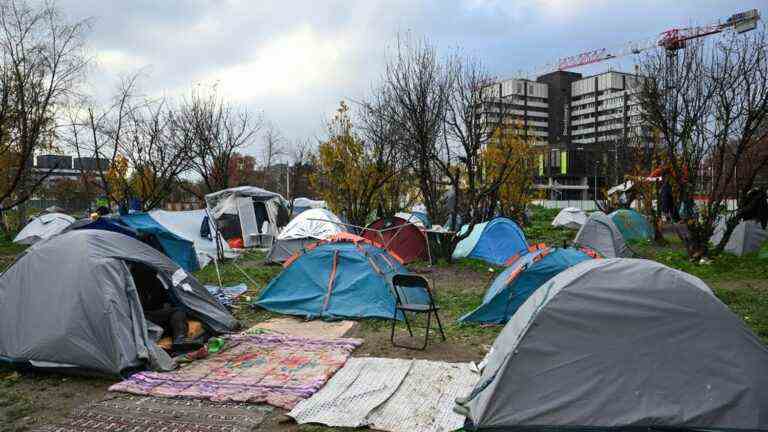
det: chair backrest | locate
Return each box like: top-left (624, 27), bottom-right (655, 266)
top-left (391, 274), bottom-right (433, 306)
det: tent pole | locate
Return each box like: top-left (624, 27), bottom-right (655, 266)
top-left (210, 253), bottom-right (223, 289)
top-left (233, 260), bottom-right (259, 288)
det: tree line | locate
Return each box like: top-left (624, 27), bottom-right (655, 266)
top-left (0, 0), bottom-right (307, 230)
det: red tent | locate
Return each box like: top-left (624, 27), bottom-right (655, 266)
top-left (362, 216), bottom-right (428, 264)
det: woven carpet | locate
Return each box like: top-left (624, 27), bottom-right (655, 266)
top-left (243, 317), bottom-right (357, 340)
top-left (289, 358), bottom-right (478, 432)
top-left (32, 394), bottom-right (272, 432)
top-left (109, 334), bottom-right (362, 409)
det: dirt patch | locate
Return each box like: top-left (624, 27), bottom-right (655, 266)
top-left (0, 370), bottom-right (111, 432)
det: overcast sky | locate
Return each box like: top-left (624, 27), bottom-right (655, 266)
top-left (59, 0), bottom-right (765, 158)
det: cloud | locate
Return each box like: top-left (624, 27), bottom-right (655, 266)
top-left (58, 0), bottom-right (767, 150)
top-left (199, 25), bottom-right (347, 102)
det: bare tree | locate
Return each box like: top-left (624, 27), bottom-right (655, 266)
top-left (638, 24), bottom-right (768, 257)
top-left (441, 56), bottom-right (514, 231)
top-left (377, 34), bottom-right (454, 222)
top-left (260, 121), bottom-right (284, 170)
top-left (120, 98), bottom-right (191, 211)
top-left (171, 86), bottom-right (262, 197)
top-left (358, 90), bottom-right (414, 217)
top-left (66, 74), bottom-right (142, 208)
top-left (0, 0), bottom-right (89, 230)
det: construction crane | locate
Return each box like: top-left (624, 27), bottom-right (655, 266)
top-left (540, 9), bottom-right (761, 74)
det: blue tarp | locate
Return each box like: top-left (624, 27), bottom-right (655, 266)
top-left (118, 213), bottom-right (200, 272)
top-left (255, 241), bottom-right (417, 320)
top-left (610, 209), bottom-right (653, 241)
top-left (72, 215), bottom-right (200, 272)
top-left (452, 218), bottom-right (529, 266)
top-left (459, 248), bottom-right (593, 324)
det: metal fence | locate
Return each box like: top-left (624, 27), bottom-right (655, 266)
top-left (532, 200), bottom-right (599, 211)
top-left (533, 199), bottom-right (739, 212)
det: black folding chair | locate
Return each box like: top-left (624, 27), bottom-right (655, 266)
top-left (390, 274), bottom-right (446, 350)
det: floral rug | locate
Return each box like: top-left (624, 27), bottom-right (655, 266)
top-left (109, 334), bottom-right (362, 409)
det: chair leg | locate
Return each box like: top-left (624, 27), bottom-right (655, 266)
top-left (434, 310), bottom-right (447, 341)
top-left (390, 309), bottom-right (397, 345)
top-left (402, 311), bottom-right (413, 337)
top-left (422, 311), bottom-right (432, 350)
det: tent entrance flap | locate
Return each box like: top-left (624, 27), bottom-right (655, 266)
top-left (238, 197), bottom-right (259, 247)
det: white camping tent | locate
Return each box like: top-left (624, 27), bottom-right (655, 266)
top-left (551, 207), bottom-right (587, 229)
top-left (148, 209), bottom-right (237, 267)
top-left (291, 197), bottom-right (326, 216)
top-left (394, 212), bottom-right (426, 228)
top-left (205, 186), bottom-right (289, 248)
top-left (267, 208), bottom-right (345, 263)
top-left (710, 220), bottom-right (767, 256)
top-left (14, 213), bottom-right (75, 245)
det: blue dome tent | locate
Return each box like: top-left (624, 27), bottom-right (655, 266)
top-left (459, 247), bottom-right (595, 324)
top-left (610, 209), bottom-right (653, 241)
top-left (451, 218), bottom-right (529, 266)
top-left (255, 234), bottom-right (421, 320)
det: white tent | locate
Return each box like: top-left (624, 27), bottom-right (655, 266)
top-left (278, 208), bottom-right (344, 241)
top-left (394, 212), bottom-right (426, 228)
top-left (205, 186), bottom-right (289, 248)
top-left (710, 220), bottom-right (767, 256)
top-left (551, 207), bottom-right (587, 230)
top-left (291, 197), bottom-right (326, 216)
top-left (14, 213), bottom-right (75, 245)
top-left (148, 209), bottom-right (236, 267)
top-left (267, 208), bottom-right (345, 263)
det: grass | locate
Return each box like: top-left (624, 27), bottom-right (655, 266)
top-left (193, 250), bottom-right (284, 328)
top-left (523, 206), bottom-right (575, 247)
top-left (1, 207), bottom-right (767, 431)
top-left (0, 237), bottom-right (26, 274)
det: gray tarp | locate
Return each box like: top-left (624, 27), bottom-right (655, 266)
top-left (573, 212), bottom-right (629, 258)
top-left (13, 212), bottom-right (75, 245)
top-left (266, 238), bottom-right (316, 264)
top-left (457, 258), bottom-right (768, 431)
top-left (0, 230), bottom-right (237, 376)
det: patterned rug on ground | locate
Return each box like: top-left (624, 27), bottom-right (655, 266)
top-left (243, 317), bottom-right (358, 340)
top-left (289, 357), bottom-right (478, 432)
top-left (109, 334), bottom-right (362, 409)
top-left (31, 394), bottom-right (272, 432)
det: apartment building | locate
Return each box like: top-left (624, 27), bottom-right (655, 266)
top-left (485, 70), bottom-right (650, 199)
top-left (479, 78), bottom-right (550, 146)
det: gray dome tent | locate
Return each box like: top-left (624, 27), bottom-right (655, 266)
top-left (456, 258), bottom-right (768, 431)
top-left (0, 230), bottom-right (237, 376)
top-left (710, 220), bottom-right (767, 256)
top-left (573, 212), bottom-right (629, 257)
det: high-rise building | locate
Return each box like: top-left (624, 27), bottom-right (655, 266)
top-left (487, 70), bottom-right (651, 199)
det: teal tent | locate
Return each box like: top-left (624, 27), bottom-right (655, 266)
top-left (609, 209), bottom-right (653, 241)
top-left (459, 248), bottom-right (594, 324)
top-left (452, 218), bottom-right (528, 266)
top-left (118, 213), bottom-right (200, 272)
top-left (255, 236), bottom-right (422, 320)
